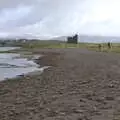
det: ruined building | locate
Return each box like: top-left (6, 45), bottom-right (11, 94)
top-left (67, 34), bottom-right (78, 44)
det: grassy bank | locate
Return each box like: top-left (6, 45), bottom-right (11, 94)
top-left (20, 41), bottom-right (120, 54)
top-left (1, 40), bottom-right (120, 54)
top-left (19, 42), bottom-right (87, 49)
top-left (87, 43), bottom-right (120, 53)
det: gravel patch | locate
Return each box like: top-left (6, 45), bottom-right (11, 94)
top-left (0, 48), bottom-right (120, 120)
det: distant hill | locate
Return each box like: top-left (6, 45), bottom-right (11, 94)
top-left (51, 35), bottom-right (120, 43)
top-left (50, 36), bottom-right (67, 41)
top-left (1, 34), bottom-right (120, 43)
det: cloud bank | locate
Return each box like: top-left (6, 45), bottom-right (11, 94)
top-left (0, 0), bottom-right (120, 39)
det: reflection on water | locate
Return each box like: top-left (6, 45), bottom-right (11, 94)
top-left (0, 56), bottom-right (38, 68)
top-left (0, 67), bottom-right (42, 80)
top-left (0, 47), bottom-right (20, 51)
top-left (0, 47), bottom-right (43, 81)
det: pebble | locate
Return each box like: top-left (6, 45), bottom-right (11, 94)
top-left (74, 109), bottom-right (84, 113)
top-left (59, 112), bottom-right (66, 116)
top-left (105, 96), bottom-right (114, 101)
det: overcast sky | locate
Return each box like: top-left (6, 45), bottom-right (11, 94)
top-left (0, 0), bottom-right (120, 39)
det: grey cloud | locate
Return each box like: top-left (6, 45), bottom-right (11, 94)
top-left (0, 0), bottom-right (119, 39)
top-left (0, 0), bottom-right (37, 9)
top-left (0, 0), bottom-right (85, 30)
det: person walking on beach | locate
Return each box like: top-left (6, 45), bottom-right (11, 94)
top-left (108, 42), bottom-right (111, 49)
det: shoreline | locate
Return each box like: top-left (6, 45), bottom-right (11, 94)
top-left (0, 49), bottom-right (62, 82)
top-left (2, 48), bottom-right (120, 119)
top-left (1, 45), bottom-right (120, 119)
top-left (0, 53), bottom-right (43, 81)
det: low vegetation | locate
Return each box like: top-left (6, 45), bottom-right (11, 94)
top-left (1, 40), bottom-right (120, 54)
top-left (20, 41), bottom-right (120, 54)
top-left (87, 43), bottom-right (120, 53)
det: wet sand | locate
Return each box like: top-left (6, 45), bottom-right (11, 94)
top-left (0, 48), bottom-right (120, 120)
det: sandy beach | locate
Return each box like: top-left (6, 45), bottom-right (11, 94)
top-left (0, 48), bottom-right (120, 120)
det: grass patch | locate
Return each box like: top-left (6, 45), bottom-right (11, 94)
top-left (2, 40), bottom-right (120, 54)
top-left (15, 41), bottom-right (87, 49)
top-left (87, 43), bottom-right (120, 53)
